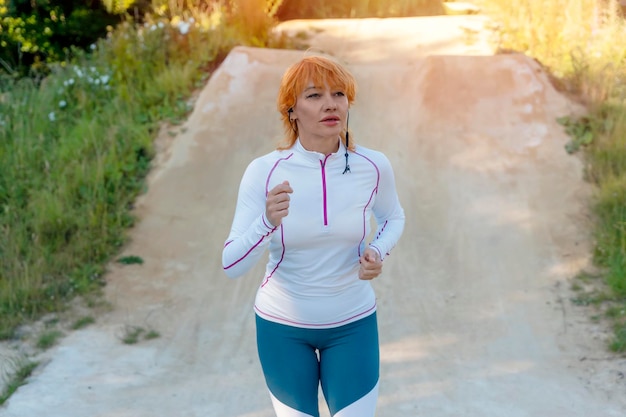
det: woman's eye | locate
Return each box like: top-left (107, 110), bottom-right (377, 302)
top-left (306, 93), bottom-right (320, 98)
top-left (334, 92), bottom-right (345, 96)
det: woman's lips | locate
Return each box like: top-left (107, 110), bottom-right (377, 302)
top-left (320, 117), bottom-right (340, 126)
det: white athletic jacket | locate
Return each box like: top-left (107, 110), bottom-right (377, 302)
top-left (222, 139), bottom-right (405, 329)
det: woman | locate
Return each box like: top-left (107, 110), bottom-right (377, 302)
top-left (222, 55), bottom-right (405, 417)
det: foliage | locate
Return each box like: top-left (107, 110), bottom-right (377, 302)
top-left (0, 359), bottom-right (38, 405)
top-left (610, 323), bottom-right (626, 352)
top-left (119, 324), bottom-right (159, 344)
top-left (117, 255), bottom-right (144, 265)
top-left (0, 0), bottom-right (123, 76)
top-left (558, 115), bottom-right (595, 154)
top-left (71, 315), bottom-right (96, 329)
top-left (0, 6), bottom-right (235, 339)
top-left (478, 0), bottom-right (626, 351)
top-left (36, 329), bottom-right (63, 349)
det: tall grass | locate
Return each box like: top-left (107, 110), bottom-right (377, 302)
top-left (0, 3), bottom-right (273, 339)
top-left (477, 0), bottom-right (626, 351)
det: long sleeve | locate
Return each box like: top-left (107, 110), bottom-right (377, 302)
top-left (223, 142), bottom-right (404, 328)
top-left (222, 159), bottom-right (276, 278)
top-left (368, 153), bottom-right (405, 260)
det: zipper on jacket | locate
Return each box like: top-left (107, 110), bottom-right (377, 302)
top-left (319, 155), bottom-right (330, 226)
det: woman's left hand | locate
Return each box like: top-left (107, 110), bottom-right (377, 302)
top-left (359, 248), bottom-right (382, 280)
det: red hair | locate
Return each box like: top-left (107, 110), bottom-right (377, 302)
top-left (276, 55), bottom-right (357, 150)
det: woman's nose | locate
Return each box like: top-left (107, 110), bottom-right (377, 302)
top-left (324, 95), bottom-right (337, 110)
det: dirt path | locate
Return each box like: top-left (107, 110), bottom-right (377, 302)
top-left (2, 16), bottom-right (626, 417)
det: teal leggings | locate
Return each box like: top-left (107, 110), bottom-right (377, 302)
top-left (255, 313), bottom-right (379, 417)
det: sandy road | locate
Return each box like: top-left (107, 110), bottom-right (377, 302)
top-left (2, 15), bottom-right (626, 417)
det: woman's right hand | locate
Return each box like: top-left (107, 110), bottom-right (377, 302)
top-left (266, 181), bottom-right (293, 227)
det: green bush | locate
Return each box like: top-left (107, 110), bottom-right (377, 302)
top-left (0, 8), bottom-right (233, 338)
top-left (0, 0), bottom-right (122, 76)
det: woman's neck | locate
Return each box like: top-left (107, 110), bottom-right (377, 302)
top-left (299, 135), bottom-right (340, 155)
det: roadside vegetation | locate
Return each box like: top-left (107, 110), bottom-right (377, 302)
top-left (0, 0), bottom-right (274, 404)
top-left (476, 0), bottom-right (626, 352)
top-left (0, 0), bottom-right (278, 341)
top-left (0, 359), bottom-right (38, 405)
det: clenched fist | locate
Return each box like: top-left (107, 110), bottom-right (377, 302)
top-left (359, 248), bottom-right (382, 280)
top-left (266, 181), bottom-right (293, 227)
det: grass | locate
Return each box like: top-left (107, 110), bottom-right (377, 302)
top-left (0, 2), bottom-right (274, 340)
top-left (72, 316), bottom-right (96, 330)
top-left (0, 1), bottom-right (255, 397)
top-left (476, 0), bottom-right (626, 352)
top-left (36, 330), bottom-right (63, 350)
top-left (0, 359), bottom-right (38, 406)
top-left (119, 325), bottom-right (160, 345)
top-left (117, 255), bottom-right (144, 265)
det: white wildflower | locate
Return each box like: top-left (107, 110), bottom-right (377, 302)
top-left (90, 43), bottom-right (96, 50)
top-left (158, 22), bottom-right (165, 29)
top-left (100, 75), bottom-right (110, 85)
top-left (48, 112), bottom-right (56, 121)
top-left (178, 21), bottom-right (191, 35)
top-left (59, 100), bottom-right (67, 108)
top-left (74, 67), bottom-right (83, 77)
top-left (150, 24), bottom-right (157, 31)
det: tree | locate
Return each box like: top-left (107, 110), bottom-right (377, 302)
top-left (0, 0), bottom-right (122, 75)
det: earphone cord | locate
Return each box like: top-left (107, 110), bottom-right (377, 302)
top-left (343, 112), bottom-right (351, 174)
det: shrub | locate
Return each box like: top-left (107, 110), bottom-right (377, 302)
top-left (0, 0), bottom-right (123, 76)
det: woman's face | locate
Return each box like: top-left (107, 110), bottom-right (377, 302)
top-left (291, 81), bottom-right (349, 152)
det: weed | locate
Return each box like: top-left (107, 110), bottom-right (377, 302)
top-left (609, 323), bottom-right (626, 352)
top-left (121, 325), bottom-right (145, 345)
top-left (144, 329), bottom-right (160, 340)
top-left (605, 305), bottom-right (626, 319)
top-left (72, 316), bottom-right (96, 330)
top-left (0, 360), bottom-right (38, 406)
top-left (0, 6), bottom-right (238, 340)
top-left (36, 330), bottom-right (63, 350)
top-left (558, 115), bottom-right (595, 154)
top-left (117, 256), bottom-right (144, 265)
top-left (119, 325), bottom-right (160, 344)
